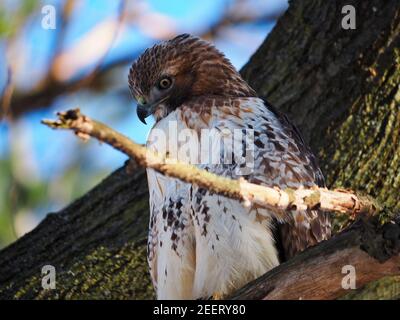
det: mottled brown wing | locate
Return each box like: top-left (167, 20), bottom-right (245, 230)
top-left (262, 98), bottom-right (331, 261)
top-left (276, 210), bottom-right (331, 261)
top-left (262, 98), bottom-right (325, 187)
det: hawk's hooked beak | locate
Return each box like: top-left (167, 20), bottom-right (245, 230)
top-left (136, 96), bottom-right (152, 124)
top-left (136, 95), bottom-right (169, 124)
top-left (136, 104), bottom-right (150, 124)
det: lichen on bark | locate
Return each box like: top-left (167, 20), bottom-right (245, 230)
top-left (0, 167), bottom-right (155, 299)
top-left (322, 48), bottom-right (400, 214)
top-left (8, 243), bottom-right (154, 300)
top-left (340, 276), bottom-right (400, 300)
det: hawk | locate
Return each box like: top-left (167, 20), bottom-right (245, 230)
top-left (128, 34), bottom-right (331, 299)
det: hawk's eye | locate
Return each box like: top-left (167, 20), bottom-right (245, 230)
top-left (158, 77), bottom-right (172, 90)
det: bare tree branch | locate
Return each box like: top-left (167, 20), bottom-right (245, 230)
top-left (41, 108), bottom-right (378, 220)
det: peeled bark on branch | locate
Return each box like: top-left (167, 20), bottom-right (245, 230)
top-left (42, 108), bottom-right (377, 220)
top-left (0, 0), bottom-right (399, 300)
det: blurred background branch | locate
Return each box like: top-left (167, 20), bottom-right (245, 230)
top-left (2, 0), bottom-right (284, 119)
top-left (0, 0), bottom-right (287, 248)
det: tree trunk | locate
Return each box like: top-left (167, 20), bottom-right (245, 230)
top-left (1, 0), bottom-right (399, 299)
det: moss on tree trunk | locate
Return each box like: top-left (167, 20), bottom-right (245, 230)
top-left (0, 0), bottom-right (399, 299)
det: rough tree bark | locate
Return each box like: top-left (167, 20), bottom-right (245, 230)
top-left (0, 0), bottom-right (399, 299)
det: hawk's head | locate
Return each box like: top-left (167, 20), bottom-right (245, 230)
top-left (129, 33), bottom-right (256, 124)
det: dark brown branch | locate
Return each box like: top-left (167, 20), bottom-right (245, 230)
top-left (231, 217), bottom-right (400, 300)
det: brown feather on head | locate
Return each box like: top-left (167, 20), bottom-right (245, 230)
top-left (128, 33), bottom-right (256, 123)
